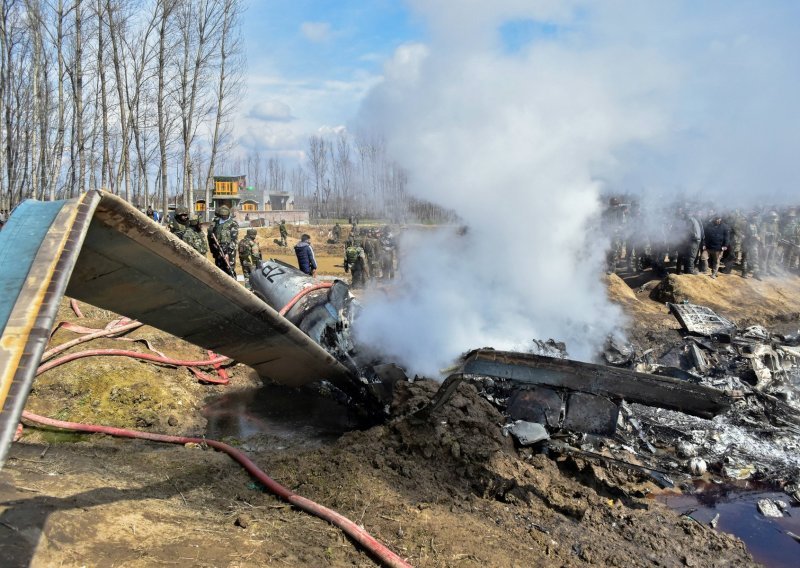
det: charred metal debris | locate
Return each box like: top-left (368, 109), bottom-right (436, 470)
top-left (416, 303), bottom-right (800, 499)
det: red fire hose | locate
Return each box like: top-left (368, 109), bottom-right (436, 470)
top-left (42, 321), bottom-right (144, 362)
top-left (26, 324), bottom-right (411, 566)
top-left (20, 411), bottom-right (412, 568)
top-left (278, 282), bottom-right (334, 316)
top-left (70, 298), bottom-right (84, 318)
top-left (36, 349), bottom-right (230, 376)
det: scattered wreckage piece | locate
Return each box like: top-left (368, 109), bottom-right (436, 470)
top-left (459, 349), bottom-right (731, 419)
top-left (667, 302), bottom-right (737, 337)
top-left (756, 499), bottom-right (785, 518)
top-left (546, 440), bottom-right (681, 489)
top-left (414, 348), bottom-right (732, 446)
top-left (503, 421), bottom-right (549, 445)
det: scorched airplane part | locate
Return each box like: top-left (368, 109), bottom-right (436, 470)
top-left (0, 191), bottom-right (376, 469)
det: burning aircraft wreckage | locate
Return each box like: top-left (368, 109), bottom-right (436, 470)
top-left (2, 190), bottom-right (800, 518)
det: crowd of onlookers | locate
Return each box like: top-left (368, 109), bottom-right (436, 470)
top-left (602, 198), bottom-right (800, 280)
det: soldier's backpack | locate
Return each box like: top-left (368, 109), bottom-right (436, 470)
top-left (345, 246), bottom-right (360, 264)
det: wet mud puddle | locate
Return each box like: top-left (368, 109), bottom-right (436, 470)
top-left (658, 485), bottom-right (800, 568)
top-left (202, 384), bottom-right (360, 451)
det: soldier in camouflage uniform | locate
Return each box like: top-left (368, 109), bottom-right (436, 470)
top-left (760, 211), bottom-right (781, 275)
top-left (343, 237), bottom-right (369, 289)
top-left (728, 210), bottom-right (747, 266)
top-left (168, 206), bottom-right (190, 238)
top-left (238, 228), bottom-right (263, 289)
top-left (278, 219), bottom-right (288, 247)
top-left (625, 202), bottom-right (648, 273)
top-left (207, 205), bottom-right (238, 278)
top-left (182, 218), bottom-right (208, 256)
top-left (363, 230), bottom-right (381, 280)
top-left (602, 197), bottom-right (627, 274)
top-left (781, 209), bottom-right (800, 271)
top-left (379, 227), bottom-right (396, 279)
top-left (742, 212), bottom-right (762, 279)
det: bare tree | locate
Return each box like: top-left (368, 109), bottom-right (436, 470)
top-left (176, 0), bottom-right (223, 215)
top-left (0, 0), bottom-right (246, 211)
top-left (203, 0), bottom-right (243, 221)
top-left (156, 0), bottom-right (179, 215)
top-left (268, 156), bottom-right (285, 193)
top-left (307, 135), bottom-right (328, 218)
top-left (73, 0), bottom-right (84, 194)
top-left (94, 0), bottom-right (111, 190)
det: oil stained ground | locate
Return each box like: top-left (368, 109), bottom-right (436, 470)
top-left (202, 383), bottom-right (361, 450)
top-left (659, 486), bottom-right (800, 568)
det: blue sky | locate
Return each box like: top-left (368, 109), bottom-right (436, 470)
top-left (237, 0), bottom-right (425, 158)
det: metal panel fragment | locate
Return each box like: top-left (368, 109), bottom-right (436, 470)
top-left (506, 387), bottom-right (563, 427)
top-left (562, 393), bottom-right (619, 436)
top-left (667, 302), bottom-right (737, 337)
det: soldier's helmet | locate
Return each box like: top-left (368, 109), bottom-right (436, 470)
top-left (609, 197), bottom-right (620, 207)
top-left (188, 218), bottom-right (200, 227)
top-left (246, 228), bottom-right (257, 237)
top-left (281, 219), bottom-right (286, 224)
top-left (217, 205), bottom-right (230, 217)
top-left (176, 206), bottom-right (189, 217)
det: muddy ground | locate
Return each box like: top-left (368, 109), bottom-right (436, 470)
top-left (2, 226), bottom-right (800, 567)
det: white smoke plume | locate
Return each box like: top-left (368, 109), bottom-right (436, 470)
top-left (352, 1), bottom-right (800, 376)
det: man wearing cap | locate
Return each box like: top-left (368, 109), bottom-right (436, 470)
top-left (168, 206), bottom-right (190, 238)
top-left (182, 218), bottom-right (208, 256)
top-left (294, 233), bottom-right (317, 277)
top-left (238, 228), bottom-right (263, 288)
top-left (207, 205), bottom-right (239, 278)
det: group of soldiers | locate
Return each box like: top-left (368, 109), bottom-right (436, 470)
top-left (603, 198), bottom-right (800, 279)
top-left (166, 205), bottom-right (262, 288)
top-left (342, 226), bottom-right (397, 289)
top-left (161, 204), bottom-right (402, 290)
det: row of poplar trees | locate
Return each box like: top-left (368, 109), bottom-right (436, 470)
top-left (0, 0), bottom-right (243, 212)
top-left (225, 132), bottom-right (459, 224)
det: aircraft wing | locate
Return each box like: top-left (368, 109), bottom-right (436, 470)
top-left (0, 190), bottom-right (353, 468)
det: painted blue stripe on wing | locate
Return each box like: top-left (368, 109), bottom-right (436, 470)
top-left (0, 199), bottom-right (67, 332)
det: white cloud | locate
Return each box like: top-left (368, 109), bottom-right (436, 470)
top-left (300, 21), bottom-right (332, 43)
top-left (248, 100), bottom-right (295, 122)
top-left (237, 124), bottom-right (303, 153)
top-left (233, 65), bottom-right (383, 165)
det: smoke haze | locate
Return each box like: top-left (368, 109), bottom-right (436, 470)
top-left (352, 1), bottom-right (800, 376)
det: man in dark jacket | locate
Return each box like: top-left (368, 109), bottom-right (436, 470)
top-left (294, 233), bottom-right (317, 277)
top-left (704, 215), bottom-right (730, 278)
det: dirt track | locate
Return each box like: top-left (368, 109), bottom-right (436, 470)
top-left (3, 233), bottom-right (799, 567)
